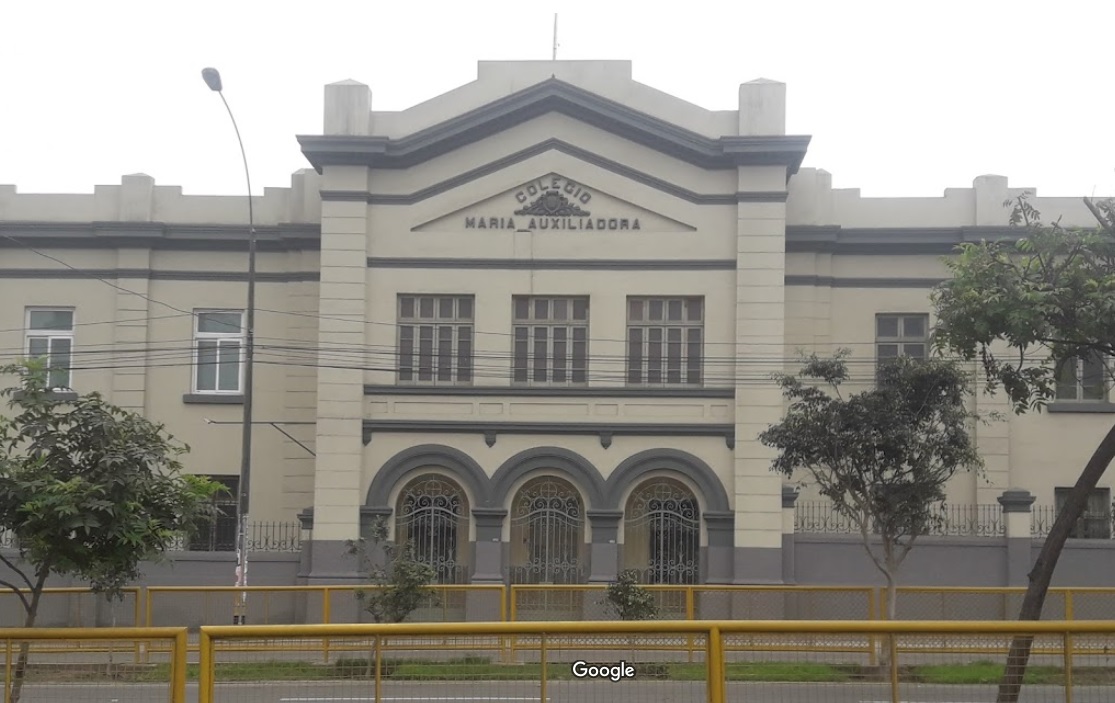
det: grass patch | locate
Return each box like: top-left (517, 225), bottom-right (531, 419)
top-left (910, 661), bottom-right (1063, 685)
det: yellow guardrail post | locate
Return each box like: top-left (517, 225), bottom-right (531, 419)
top-left (172, 628), bottom-right (188, 703)
top-left (4, 637), bottom-right (12, 703)
top-left (323, 587), bottom-right (332, 664)
top-left (1063, 630), bottom-right (1074, 703)
top-left (707, 625), bottom-right (724, 703)
top-left (685, 587), bottom-right (696, 663)
top-left (1066, 589), bottom-right (1075, 621)
top-left (888, 631), bottom-right (899, 703)
top-left (374, 634), bottom-right (382, 703)
top-left (199, 627), bottom-right (214, 703)
top-left (539, 632), bottom-right (548, 703)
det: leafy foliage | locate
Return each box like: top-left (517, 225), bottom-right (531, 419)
top-left (758, 351), bottom-right (983, 608)
top-left (931, 193), bottom-right (1115, 412)
top-left (601, 569), bottom-right (658, 621)
top-left (0, 360), bottom-right (223, 703)
top-left (346, 517), bottom-right (438, 625)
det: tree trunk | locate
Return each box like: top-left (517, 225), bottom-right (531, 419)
top-left (996, 419), bottom-right (1115, 703)
top-left (9, 567), bottom-right (50, 703)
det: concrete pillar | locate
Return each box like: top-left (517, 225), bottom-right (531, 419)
top-left (471, 508), bottom-right (507, 582)
top-left (998, 489), bottom-right (1035, 587)
top-left (704, 512), bottom-right (735, 584)
top-left (781, 484), bottom-right (799, 584)
top-left (112, 247), bottom-right (152, 413)
top-left (587, 510), bottom-right (622, 583)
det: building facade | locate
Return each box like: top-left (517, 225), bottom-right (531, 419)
top-left (1, 60), bottom-right (1112, 587)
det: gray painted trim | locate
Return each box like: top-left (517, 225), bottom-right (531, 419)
top-left (363, 385), bottom-right (734, 399)
top-left (489, 447), bottom-right (606, 510)
top-left (365, 444), bottom-right (492, 507)
top-left (998, 489), bottom-right (1036, 513)
top-left (0, 221), bottom-right (321, 251)
top-left (1048, 402), bottom-right (1115, 413)
top-left (704, 511), bottom-right (735, 548)
top-left (785, 225), bottom-right (1020, 255)
top-left (182, 393), bottom-right (244, 405)
top-left (0, 268), bottom-right (320, 282)
top-left (362, 420), bottom-right (735, 448)
top-left (587, 510), bottom-right (624, 543)
top-left (784, 275), bottom-right (946, 288)
top-left (367, 258), bottom-right (737, 271)
top-left (298, 78), bottom-right (811, 174)
top-left (604, 448), bottom-right (731, 512)
top-left (319, 139), bottom-right (789, 206)
top-left (782, 484), bottom-right (800, 508)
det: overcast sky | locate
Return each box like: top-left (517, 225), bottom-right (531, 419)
top-left (2, 0), bottom-right (1112, 199)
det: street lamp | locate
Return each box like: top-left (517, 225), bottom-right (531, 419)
top-left (202, 67), bottom-right (256, 625)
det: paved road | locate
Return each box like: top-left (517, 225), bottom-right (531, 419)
top-left (8, 680), bottom-right (1112, 703)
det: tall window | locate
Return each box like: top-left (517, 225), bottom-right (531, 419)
top-left (623, 478), bottom-right (700, 584)
top-left (509, 477), bottom-right (585, 584)
top-left (194, 311), bottom-right (244, 394)
top-left (512, 297), bottom-right (588, 386)
top-left (627, 297), bottom-right (703, 385)
top-left (876, 313), bottom-right (928, 381)
top-left (1056, 351), bottom-right (1108, 402)
top-left (395, 474), bottom-right (471, 584)
top-left (25, 308), bottom-right (75, 390)
top-left (1055, 487), bottom-right (1112, 539)
top-left (398, 295), bottom-right (474, 384)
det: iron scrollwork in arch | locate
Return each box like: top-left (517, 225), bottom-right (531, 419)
top-left (510, 478), bottom-right (585, 584)
top-left (625, 479), bottom-right (700, 585)
top-left (396, 475), bottom-right (470, 584)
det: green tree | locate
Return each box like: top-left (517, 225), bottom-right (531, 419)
top-left (0, 361), bottom-right (222, 703)
top-left (930, 193), bottom-right (1115, 703)
top-left (346, 518), bottom-right (438, 676)
top-left (601, 569), bottom-right (659, 621)
top-left (758, 351), bottom-right (984, 622)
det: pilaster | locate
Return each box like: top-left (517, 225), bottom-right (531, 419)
top-left (112, 247), bottom-right (151, 413)
top-left (587, 510), bottom-right (622, 583)
top-left (998, 489), bottom-right (1035, 587)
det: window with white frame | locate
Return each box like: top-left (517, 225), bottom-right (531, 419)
top-left (512, 297), bottom-right (589, 385)
top-left (1055, 350), bottom-right (1109, 402)
top-left (397, 295), bottom-right (474, 384)
top-left (25, 308), bottom-right (74, 390)
top-left (193, 311), bottom-right (244, 394)
top-left (626, 297), bottom-right (703, 385)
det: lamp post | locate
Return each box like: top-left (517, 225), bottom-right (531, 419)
top-left (202, 67), bottom-right (256, 625)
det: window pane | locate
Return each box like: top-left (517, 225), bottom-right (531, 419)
top-left (552, 328), bottom-right (567, 383)
top-left (628, 328), bottom-right (643, 384)
top-left (418, 326), bottom-right (434, 381)
top-left (552, 299), bottom-right (568, 321)
top-left (629, 299), bottom-right (643, 322)
top-left (198, 312), bottom-right (241, 334)
top-left (572, 299), bottom-right (588, 320)
top-left (438, 298), bottom-right (454, 319)
top-left (649, 300), bottom-right (664, 321)
top-left (400, 297), bottom-right (415, 318)
top-left (876, 316), bottom-right (899, 338)
top-left (457, 327), bottom-right (472, 382)
top-left (217, 341), bottom-right (240, 391)
top-left (903, 344), bottom-right (925, 359)
top-left (686, 298), bottom-right (703, 322)
top-left (513, 327), bottom-right (529, 383)
top-left (648, 328), bottom-right (663, 383)
top-left (903, 316), bottom-right (926, 339)
top-left (667, 328), bottom-right (682, 383)
top-left (687, 328), bottom-right (702, 384)
top-left (877, 344), bottom-right (899, 358)
top-left (29, 310), bottom-right (73, 331)
top-left (49, 337), bottom-right (72, 388)
top-left (419, 298), bottom-right (435, 319)
top-left (437, 326), bottom-right (453, 381)
top-left (572, 328), bottom-right (587, 383)
top-left (28, 337), bottom-right (48, 358)
top-left (668, 300), bottom-right (683, 321)
top-left (197, 340), bottom-right (218, 391)
top-left (1083, 354), bottom-right (1106, 400)
top-left (514, 298), bottom-right (530, 320)
top-left (399, 326), bottom-right (415, 381)
top-left (534, 299), bottom-right (549, 320)
top-left (533, 327), bottom-right (548, 382)
top-left (458, 297), bottom-right (474, 320)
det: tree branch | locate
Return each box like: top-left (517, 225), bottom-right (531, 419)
top-left (0, 577), bottom-right (31, 613)
top-left (0, 551), bottom-right (34, 592)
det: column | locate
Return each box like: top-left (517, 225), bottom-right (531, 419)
top-left (111, 173), bottom-right (156, 413)
top-left (468, 509), bottom-right (507, 621)
top-left (733, 79), bottom-right (790, 584)
top-left (587, 510), bottom-right (622, 583)
top-left (998, 489), bottom-right (1035, 587)
top-left (781, 484), bottom-right (799, 584)
top-left (703, 512), bottom-right (735, 584)
top-left (308, 80), bottom-right (374, 583)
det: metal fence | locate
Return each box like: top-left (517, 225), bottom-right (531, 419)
top-left (794, 501), bottom-right (1006, 537)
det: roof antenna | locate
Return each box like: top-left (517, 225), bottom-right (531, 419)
top-left (552, 13), bottom-right (559, 61)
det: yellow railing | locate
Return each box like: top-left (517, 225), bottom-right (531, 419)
top-left (0, 626), bottom-right (187, 703)
top-left (197, 619), bottom-right (1115, 703)
top-left (0, 586), bottom-right (142, 628)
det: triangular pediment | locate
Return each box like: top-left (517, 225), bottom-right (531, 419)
top-left (412, 174), bottom-right (697, 233)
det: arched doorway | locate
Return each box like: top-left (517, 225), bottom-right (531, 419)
top-left (394, 473), bottom-right (470, 584)
top-left (509, 476), bottom-right (586, 584)
top-left (623, 477), bottom-right (700, 584)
